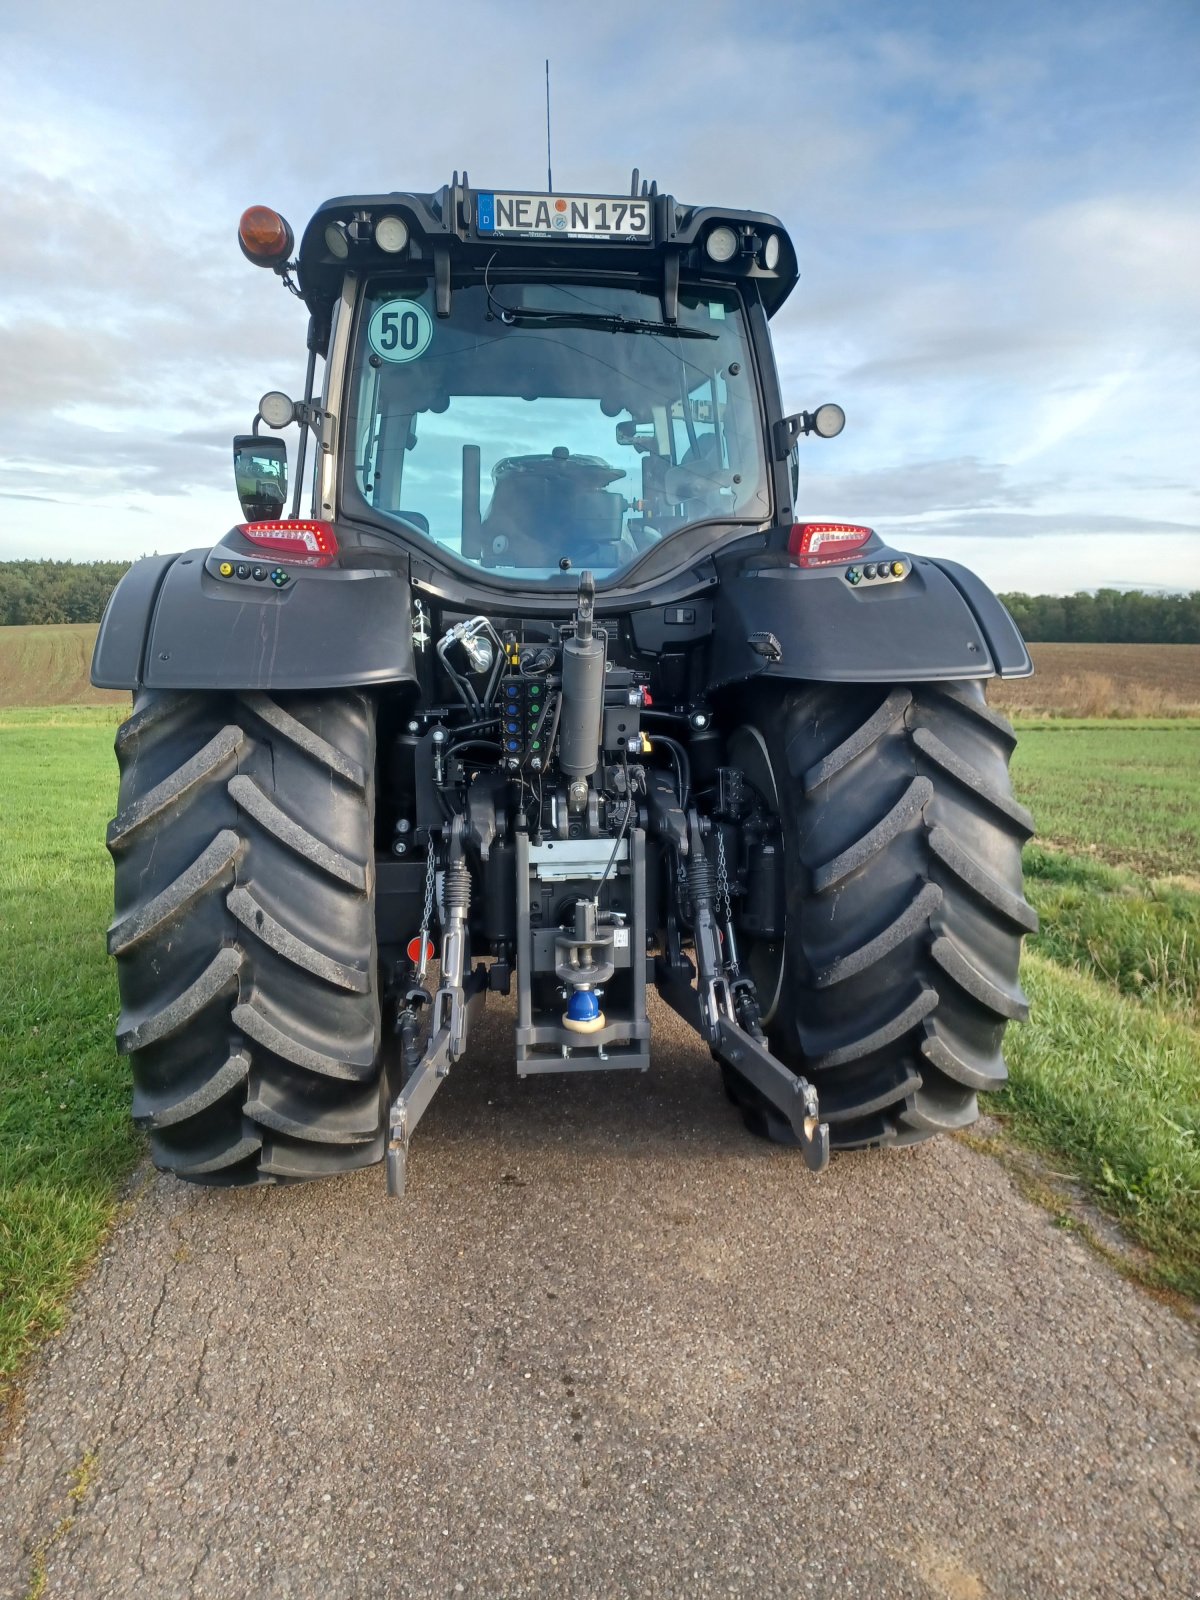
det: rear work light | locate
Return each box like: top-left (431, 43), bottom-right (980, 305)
top-left (236, 519), bottom-right (339, 565)
top-left (789, 523), bottom-right (875, 567)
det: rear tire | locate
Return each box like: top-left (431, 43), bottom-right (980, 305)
top-left (726, 681), bottom-right (1036, 1149)
top-left (106, 689), bottom-right (382, 1185)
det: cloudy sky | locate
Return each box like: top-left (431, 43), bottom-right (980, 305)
top-left (2, 0), bottom-right (1198, 593)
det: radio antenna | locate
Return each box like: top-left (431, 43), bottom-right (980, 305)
top-left (545, 58), bottom-right (553, 191)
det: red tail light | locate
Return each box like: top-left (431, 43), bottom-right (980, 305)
top-left (789, 522), bottom-right (874, 567)
top-left (236, 519), bottom-right (339, 565)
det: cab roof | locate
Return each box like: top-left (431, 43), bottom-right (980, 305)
top-left (296, 179), bottom-right (799, 322)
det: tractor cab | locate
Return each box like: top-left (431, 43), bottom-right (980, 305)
top-left (235, 176), bottom-right (843, 591)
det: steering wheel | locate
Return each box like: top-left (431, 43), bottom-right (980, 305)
top-left (492, 449), bottom-right (627, 491)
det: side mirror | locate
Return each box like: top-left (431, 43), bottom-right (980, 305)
top-left (233, 435), bottom-right (288, 521)
top-left (774, 403), bottom-right (846, 457)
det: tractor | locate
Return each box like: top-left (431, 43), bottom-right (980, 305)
top-left (93, 173), bottom-right (1035, 1195)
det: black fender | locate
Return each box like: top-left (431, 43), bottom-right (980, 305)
top-left (91, 547), bottom-right (418, 692)
top-left (707, 551), bottom-right (1032, 687)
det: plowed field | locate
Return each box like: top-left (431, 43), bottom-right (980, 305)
top-left (0, 624), bottom-right (124, 708)
top-left (990, 642), bottom-right (1200, 718)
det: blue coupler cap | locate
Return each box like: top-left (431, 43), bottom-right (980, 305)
top-left (563, 988), bottom-right (605, 1034)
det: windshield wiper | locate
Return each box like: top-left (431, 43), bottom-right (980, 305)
top-left (495, 307), bottom-right (717, 340)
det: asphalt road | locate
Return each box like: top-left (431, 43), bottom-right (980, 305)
top-left (2, 995), bottom-right (1197, 1600)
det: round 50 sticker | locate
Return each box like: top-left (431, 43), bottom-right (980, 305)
top-left (368, 298), bottom-right (433, 363)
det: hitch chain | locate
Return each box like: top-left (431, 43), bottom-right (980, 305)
top-left (417, 844), bottom-right (436, 982)
top-left (715, 826), bottom-right (739, 978)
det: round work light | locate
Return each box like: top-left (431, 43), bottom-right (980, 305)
top-left (258, 390), bottom-right (296, 429)
top-left (705, 225), bottom-right (739, 263)
top-left (374, 214), bottom-right (409, 253)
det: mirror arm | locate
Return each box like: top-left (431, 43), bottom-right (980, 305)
top-left (773, 413), bottom-right (808, 457)
top-left (291, 342), bottom-right (320, 518)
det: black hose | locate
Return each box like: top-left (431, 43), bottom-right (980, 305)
top-left (652, 733), bottom-right (691, 809)
top-left (593, 755), bottom-right (637, 902)
top-left (446, 740), bottom-right (502, 763)
top-left (437, 640), bottom-right (480, 714)
top-left (542, 691), bottom-right (563, 762)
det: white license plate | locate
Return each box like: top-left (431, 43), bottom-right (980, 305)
top-left (477, 192), bottom-right (652, 241)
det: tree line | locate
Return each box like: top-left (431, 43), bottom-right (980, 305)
top-left (1, 560), bottom-right (1198, 641)
top-left (0, 560), bottom-right (134, 626)
top-left (998, 588), bottom-right (1200, 644)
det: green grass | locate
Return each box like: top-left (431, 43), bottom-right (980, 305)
top-left (999, 952), bottom-right (1200, 1297)
top-left (1010, 721), bottom-right (1200, 877)
top-left (0, 704), bottom-right (126, 730)
top-left (1000, 718), bottom-right (1200, 1296)
top-left (0, 717), bottom-right (141, 1399)
top-left (1024, 844), bottom-right (1200, 1022)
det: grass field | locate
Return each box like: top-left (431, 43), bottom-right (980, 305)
top-left (1010, 720), bottom-right (1200, 878)
top-left (1, 669), bottom-right (1198, 1399)
top-left (0, 706), bottom-right (141, 1401)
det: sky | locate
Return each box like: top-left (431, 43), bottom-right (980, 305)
top-left (1, 0), bottom-right (1198, 595)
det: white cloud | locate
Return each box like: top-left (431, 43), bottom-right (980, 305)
top-left (0, 0), bottom-right (1197, 593)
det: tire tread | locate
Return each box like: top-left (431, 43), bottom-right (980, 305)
top-left (107, 689), bottom-right (381, 1186)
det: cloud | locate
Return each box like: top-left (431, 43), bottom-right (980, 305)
top-left (897, 510), bottom-right (1200, 541)
top-left (1, 0), bottom-right (1197, 591)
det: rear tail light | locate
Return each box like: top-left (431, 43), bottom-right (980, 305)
top-left (236, 519), bottom-right (339, 565)
top-left (789, 523), bottom-right (874, 567)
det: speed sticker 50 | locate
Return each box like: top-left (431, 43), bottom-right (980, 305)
top-left (368, 299), bottom-right (433, 363)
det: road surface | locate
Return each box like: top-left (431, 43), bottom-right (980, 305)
top-left (2, 997), bottom-right (1197, 1598)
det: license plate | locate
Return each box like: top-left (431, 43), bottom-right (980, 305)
top-left (476, 192), bottom-right (652, 242)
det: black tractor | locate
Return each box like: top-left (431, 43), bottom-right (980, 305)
top-left (93, 174), bottom-right (1036, 1195)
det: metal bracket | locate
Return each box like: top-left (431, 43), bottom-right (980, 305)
top-left (386, 817), bottom-right (484, 1198)
top-left (385, 967), bottom-right (486, 1198)
top-left (680, 809), bottom-right (830, 1173)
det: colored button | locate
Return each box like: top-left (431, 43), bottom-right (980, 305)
top-left (891, 561), bottom-right (905, 577)
top-left (846, 567), bottom-right (862, 585)
top-left (271, 569), bottom-right (289, 586)
top-left (218, 561), bottom-right (233, 577)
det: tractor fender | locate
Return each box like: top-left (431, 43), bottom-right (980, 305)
top-left (91, 548), bottom-right (418, 692)
top-left (707, 552), bottom-right (1032, 687)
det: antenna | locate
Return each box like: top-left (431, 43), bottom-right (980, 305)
top-left (545, 58), bottom-right (553, 192)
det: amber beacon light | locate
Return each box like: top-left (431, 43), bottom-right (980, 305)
top-left (238, 206), bottom-right (295, 268)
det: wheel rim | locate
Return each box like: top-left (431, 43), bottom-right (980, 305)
top-left (725, 723), bottom-right (786, 1027)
